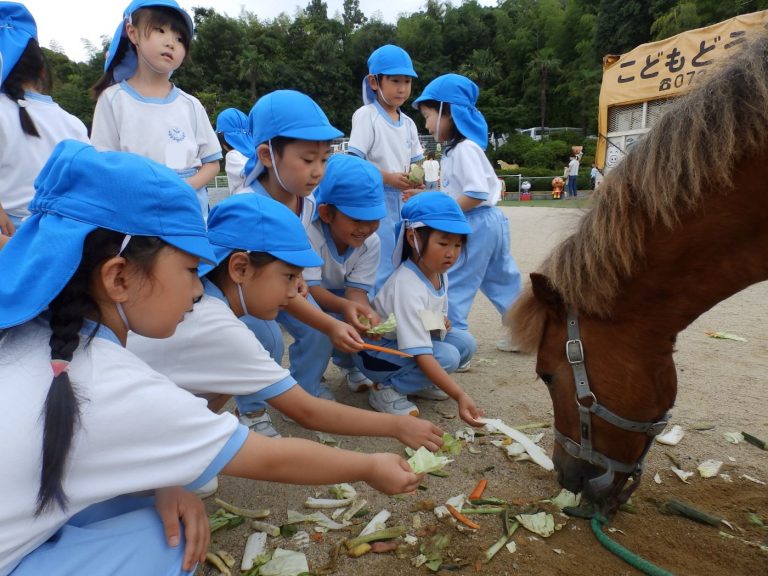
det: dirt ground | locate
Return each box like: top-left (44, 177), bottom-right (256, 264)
top-left (200, 205), bottom-right (768, 576)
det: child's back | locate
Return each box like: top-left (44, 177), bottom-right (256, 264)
top-left (0, 4), bottom-right (87, 230)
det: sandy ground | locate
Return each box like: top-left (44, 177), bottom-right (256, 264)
top-left (199, 205), bottom-right (768, 575)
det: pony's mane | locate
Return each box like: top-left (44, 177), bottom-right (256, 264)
top-left (511, 32), bottom-right (768, 348)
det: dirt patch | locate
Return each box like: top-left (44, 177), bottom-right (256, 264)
top-left (200, 206), bottom-right (768, 575)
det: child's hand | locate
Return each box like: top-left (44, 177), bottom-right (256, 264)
top-left (154, 486), bottom-right (210, 571)
top-left (297, 276), bottom-right (309, 298)
top-left (457, 392), bottom-right (485, 427)
top-left (342, 301), bottom-right (380, 333)
top-left (395, 417), bottom-right (445, 452)
top-left (402, 188), bottom-right (422, 202)
top-left (328, 318), bottom-right (364, 353)
top-left (365, 453), bottom-right (424, 494)
top-left (444, 316), bottom-right (452, 332)
top-left (0, 208), bottom-right (15, 237)
top-left (384, 171), bottom-right (413, 191)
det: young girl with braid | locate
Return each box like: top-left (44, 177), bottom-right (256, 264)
top-left (0, 140), bottom-right (422, 576)
top-left (0, 2), bottom-right (88, 236)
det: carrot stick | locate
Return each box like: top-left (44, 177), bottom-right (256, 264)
top-left (361, 343), bottom-right (414, 358)
top-left (446, 504), bottom-right (481, 530)
top-left (468, 479), bottom-right (488, 500)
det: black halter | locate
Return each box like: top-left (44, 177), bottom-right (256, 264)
top-left (553, 311), bottom-right (669, 501)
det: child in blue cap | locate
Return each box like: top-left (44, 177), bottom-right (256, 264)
top-left (91, 0), bottom-right (221, 220)
top-left (215, 107), bottom-right (252, 194)
top-left (129, 192), bottom-right (444, 495)
top-left (0, 2), bottom-right (87, 236)
top-left (413, 73), bottom-right (522, 354)
top-left (234, 90), bottom-right (365, 434)
top-left (302, 153), bottom-right (386, 393)
top-left (0, 140), bottom-right (423, 576)
top-left (348, 44), bottom-right (424, 292)
top-left (351, 192), bottom-right (483, 426)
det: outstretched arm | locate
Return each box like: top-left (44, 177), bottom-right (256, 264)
top-left (269, 386), bottom-right (444, 451)
top-left (221, 432), bottom-right (423, 495)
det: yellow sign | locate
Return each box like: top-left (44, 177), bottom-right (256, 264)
top-left (596, 10), bottom-right (768, 168)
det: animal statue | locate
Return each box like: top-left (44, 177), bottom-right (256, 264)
top-left (497, 160), bottom-right (519, 171)
top-left (508, 33), bottom-right (768, 516)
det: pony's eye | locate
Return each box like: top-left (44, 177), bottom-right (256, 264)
top-left (538, 373), bottom-right (554, 387)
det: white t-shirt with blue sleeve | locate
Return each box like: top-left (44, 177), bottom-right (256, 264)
top-left (304, 220), bottom-right (380, 293)
top-left (440, 139), bottom-right (501, 209)
top-left (0, 318), bottom-right (247, 576)
top-left (348, 102), bottom-right (423, 174)
top-left (91, 81), bottom-right (222, 176)
top-left (372, 260), bottom-right (448, 356)
top-left (242, 179), bottom-right (316, 231)
top-left (127, 281), bottom-right (296, 402)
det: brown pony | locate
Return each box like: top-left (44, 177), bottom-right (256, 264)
top-left (509, 34), bottom-right (768, 515)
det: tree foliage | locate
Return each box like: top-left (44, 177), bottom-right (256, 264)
top-left (38, 0), bottom-right (763, 168)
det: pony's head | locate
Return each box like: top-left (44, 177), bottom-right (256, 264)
top-left (512, 275), bottom-right (676, 514)
top-left (510, 32), bottom-right (768, 515)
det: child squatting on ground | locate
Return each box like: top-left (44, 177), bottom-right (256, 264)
top-left (413, 73), bottom-right (522, 354)
top-left (351, 192), bottom-right (484, 428)
top-left (233, 89), bottom-right (366, 436)
top-left (348, 44), bottom-right (424, 293)
top-left (0, 141), bottom-right (424, 576)
top-left (127, 192), bottom-right (445, 498)
top-left (90, 0), bottom-right (221, 220)
top-left (0, 2), bottom-right (88, 236)
top-left (301, 153), bottom-right (388, 393)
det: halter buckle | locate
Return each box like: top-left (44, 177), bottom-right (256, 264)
top-left (566, 338), bottom-right (584, 364)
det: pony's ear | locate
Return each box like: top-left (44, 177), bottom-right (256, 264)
top-left (530, 273), bottom-right (563, 310)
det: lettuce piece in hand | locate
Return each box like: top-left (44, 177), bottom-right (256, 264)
top-left (408, 164), bottom-right (425, 184)
top-left (407, 446), bottom-right (453, 474)
top-left (366, 313), bottom-right (397, 335)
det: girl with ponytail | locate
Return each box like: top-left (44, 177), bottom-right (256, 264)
top-left (0, 140), bottom-right (423, 576)
top-left (0, 2), bottom-right (88, 236)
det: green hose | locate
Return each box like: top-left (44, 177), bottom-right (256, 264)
top-left (590, 516), bottom-right (675, 576)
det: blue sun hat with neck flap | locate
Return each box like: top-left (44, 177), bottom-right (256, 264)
top-left (103, 0), bottom-right (194, 84)
top-left (0, 2), bottom-right (37, 88)
top-left (392, 191), bottom-right (472, 267)
top-left (362, 44), bottom-right (417, 106)
top-left (0, 140), bottom-right (214, 329)
top-left (200, 192), bottom-right (323, 276)
top-left (215, 108), bottom-right (252, 156)
top-left (314, 154), bottom-right (386, 221)
top-left (412, 73), bottom-right (489, 150)
top-left (243, 90), bottom-right (342, 187)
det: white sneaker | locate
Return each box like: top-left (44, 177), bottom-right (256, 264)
top-left (237, 409), bottom-right (281, 437)
top-left (455, 360), bottom-right (471, 373)
top-left (496, 335), bottom-right (520, 353)
top-left (193, 476), bottom-right (218, 499)
top-left (368, 385), bottom-right (419, 416)
top-left (411, 386), bottom-right (450, 400)
top-left (342, 366), bottom-right (373, 392)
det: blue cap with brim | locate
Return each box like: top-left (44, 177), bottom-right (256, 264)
top-left (412, 73), bottom-right (489, 150)
top-left (200, 192), bottom-right (323, 276)
top-left (215, 108), bottom-right (252, 157)
top-left (0, 140), bottom-right (214, 329)
top-left (0, 2), bottom-right (37, 88)
top-left (362, 44), bottom-right (417, 105)
top-left (314, 154), bottom-right (386, 221)
top-left (243, 90), bottom-right (343, 185)
top-left (392, 192), bottom-right (471, 267)
top-left (104, 0), bottom-right (194, 83)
